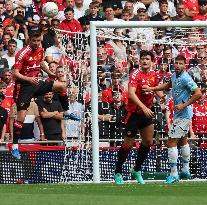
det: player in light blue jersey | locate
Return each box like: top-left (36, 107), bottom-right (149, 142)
top-left (143, 55), bottom-right (202, 184)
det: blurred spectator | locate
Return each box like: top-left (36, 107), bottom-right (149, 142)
top-left (109, 89), bottom-right (127, 146)
top-left (108, 29), bottom-right (127, 61)
top-left (0, 3), bottom-right (5, 26)
top-left (192, 0), bottom-right (207, 20)
top-left (10, 100), bottom-right (45, 142)
top-left (0, 55), bottom-right (9, 76)
top-left (97, 65), bottom-right (110, 92)
top-left (137, 7), bottom-right (148, 20)
top-left (150, 0), bottom-right (169, 21)
top-left (102, 70), bottom-right (128, 104)
top-left (74, 0), bottom-right (88, 19)
top-left (121, 9), bottom-right (131, 21)
top-left (102, 0), bottom-right (123, 18)
top-left (98, 90), bottom-right (111, 144)
top-left (47, 61), bottom-right (58, 81)
top-left (123, 1), bottom-right (139, 20)
top-left (163, 46), bottom-right (174, 72)
top-left (45, 32), bottom-right (62, 63)
top-left (97, 46), bottom-right (115, 74)
top-left (173, 2), bottom-right (192, 21)
top-left (182, 0), bottom-right (199, 18)
top-left (148, 0), bottom-right (176, 18)
top-left (0, 93), bottom-right (7, 142)
top-left (179, 32), bottom-right (197, 66)
top-left (2, 32), bottom-right (12, 54)
top-left (3, 0), bottom-right (15, 19)
top-left (37, 92), bottom-right (65, 141)
top-left (64, 86), bottom-right (84, 140)
top-left (4, 25), bottom-right (23, 49)
top-left (51, 18), bottom-right (60, 30)
top-left (1, 69), bottom-right (15, 115)
top-left (192, 92), bottom-right (207, 137)
top-left (2, 39), bottom-right (17, 69)
top-left (188, 51), bottom-right (207, 88)
top-left (59, 7), bottom-right (83, 32)
top-left (104, 4), bottom-right (123, 22)
top-left (78, 1), bottom-right (103, 24)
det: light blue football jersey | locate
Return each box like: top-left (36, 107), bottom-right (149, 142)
top-left (171, 71), bottom-right (198, 120)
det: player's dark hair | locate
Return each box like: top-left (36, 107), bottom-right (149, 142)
top-left (175, 55), bottom-right (186, 64)
top-left (140, 50), bottom-right (155, 61)
top-left (159, 0), bottom-right (168, 6)
top-left (29, 30), bottom-right (42, 38)
top-left (48, 61), bottom-right (58, 66)
top-left (64, 7), bottom-right (74, 13)
top-left (8, 39), bottom-right (17, 45)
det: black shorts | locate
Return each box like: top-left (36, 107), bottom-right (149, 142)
top-left (14, 80), bottom-right (54, 111)
top-left (125, 112), bottom-right (154, 137)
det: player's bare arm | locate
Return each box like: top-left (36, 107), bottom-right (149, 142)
top-left (13, 68), bottom-right (39, 85)
top-left (174, 87), bottom-right (202, 112)
top-left (128, 86), bottom-right (154, 118)
top-left (142, 81), bottom-right (171, 92)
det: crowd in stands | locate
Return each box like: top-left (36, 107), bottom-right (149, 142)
top-left (0, 0), bottom-right (206, 147)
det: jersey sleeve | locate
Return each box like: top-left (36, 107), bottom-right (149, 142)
top-left (14, 50), bottom-right (25, 71)
top-left (184, 73), bottom-right (198, 92)
top-left (128, 69), bottom-right (139, 88)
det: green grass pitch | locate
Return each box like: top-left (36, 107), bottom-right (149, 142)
top-left (0, 182), bottom-right (206, 205)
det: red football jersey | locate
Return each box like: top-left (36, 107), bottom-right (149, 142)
top-left (183, 0), bottom-right (199, 15)
top-left (127, 69), bottom-right (159, 114)
top-left (14, 46), bottom-right (44, 77)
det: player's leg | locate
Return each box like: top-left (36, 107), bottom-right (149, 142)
top-left (165, 118), bottom-right (191, 184)
top-left (166, 137), bottom-right (179, 184)
top-left (114, 112), bottom-right (138, 185)
top-left (179, 135), bottom-right (191, 179)
top-left (12, 83), bottom-right (32, 159)
top-left (52, 81), bottom-right (80, 121)
top-left (131, 122), bottom-right (154, 184)
top-left (12, 110), bottom-right (27, 158)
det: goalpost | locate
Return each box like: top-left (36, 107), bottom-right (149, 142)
top-left (90, 21), bottom-right (207, 183)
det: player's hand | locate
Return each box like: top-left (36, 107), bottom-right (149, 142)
top-left (160, 94), bottom-right (167, 104)
top-left (141, 106), bottom-right (154, 118)
top-left (142, 85), bottom-right (152, 92)
top-left (28, 77), bottom-right (39, 85)
top-left (174, 104), bottom-right (185, 112)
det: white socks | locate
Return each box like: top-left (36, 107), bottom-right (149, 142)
top-left (12, 144), bottom-right (18, 150)
top-left (168, 147), bottom-right (178, 177)
top-left (181, 144), bottom-right (190, 173)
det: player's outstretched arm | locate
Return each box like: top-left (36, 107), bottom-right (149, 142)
top-left (142, 82), bottom-right (171, 92)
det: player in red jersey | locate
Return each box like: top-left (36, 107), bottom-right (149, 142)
top-left (114, 50), bottom-right (166, 185)
top-left (11, 31), bottom-right (70, 159)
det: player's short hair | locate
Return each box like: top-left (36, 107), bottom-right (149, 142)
top-left (29, 30), bottom-right (42, 38)
top-left (89, 1), bottom-right (100, 8)
top-left (64, 7), bottom-right (74, 13)
top-left (140, 50), bottom-right (155, 61)
top-left (175, 55), bottom-right (186, 63)
top-left (159, 0), bottom-right (168, 6)
top-left (48, 61), bottom-right (58, 66)
top-left (8, 39), bottom-right (17, 45)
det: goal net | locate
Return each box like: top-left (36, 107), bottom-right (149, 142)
top-left (57, 21), bottom-right (207, 183)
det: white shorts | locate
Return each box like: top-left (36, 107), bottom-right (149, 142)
top-left (169, 118), bottom-right (191, 139)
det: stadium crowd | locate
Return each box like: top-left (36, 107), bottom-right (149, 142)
top-left (0, 0), bottom-right (206, 147)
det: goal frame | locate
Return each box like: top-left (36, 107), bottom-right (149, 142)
top-left (90, 21), bottom-right (207, 183)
